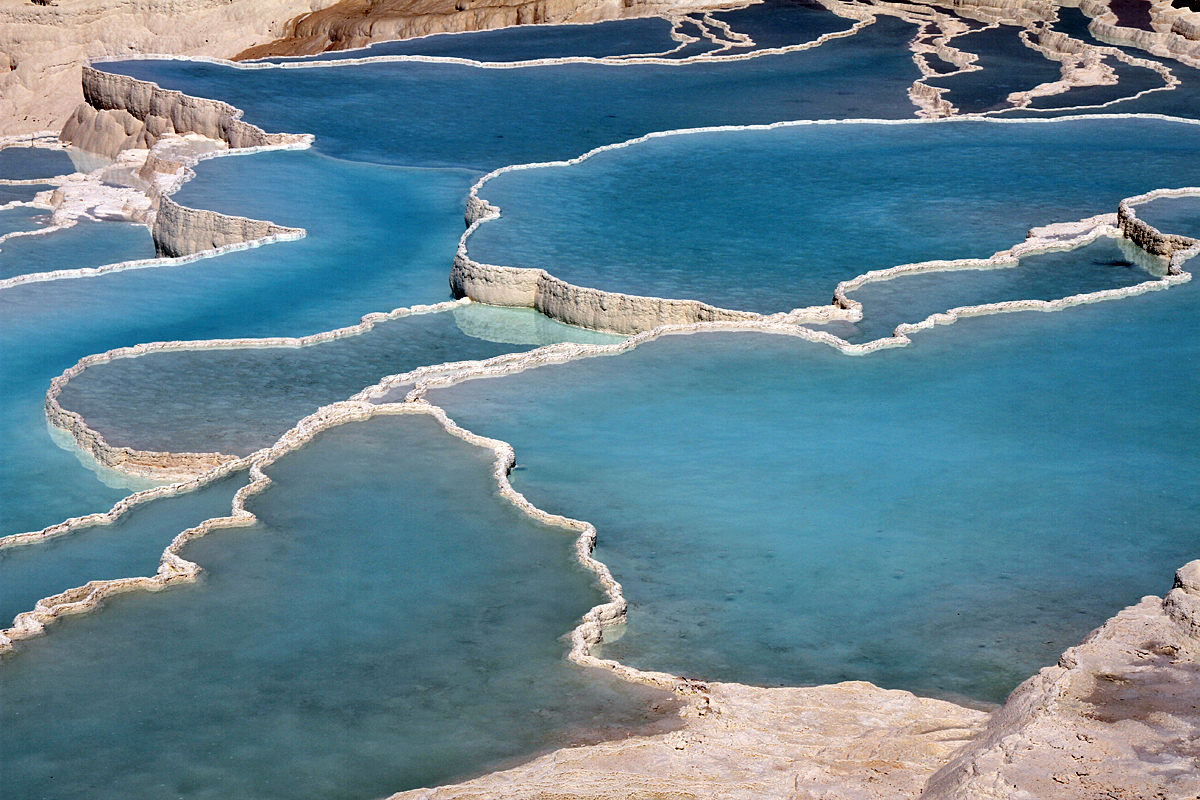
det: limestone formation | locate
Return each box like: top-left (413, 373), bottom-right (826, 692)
top-left (924, 560), bottom-right (1200, 800)
top-left (152, 195), bottom-right (304, 257)
top-left (0, 0), bottom-right (723, 138)
top-left (1082, 0), bottom-right (1200, 68)
top-left (449, 253), bottom-right (763, 335)
top-left (390, 681), bottom-right (989, 800)
top-left (6, 4), bottom-right (1200, 798)
top-left (385, 565), bottom-right (1200, 800)
top-left (234, 0), bottom-right (724, 59)
top-left (0, 0), bottom-right (346, 137)
top-left (1119, 194), bottom-right (1200, 260)
top-left (60, 66), bottom-right (307, 159)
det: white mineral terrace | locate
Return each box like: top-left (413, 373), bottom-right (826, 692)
top-left (11, 292), bottom-right (1200, 796)
top-left (36, 173), bottom-right (1200, 491)
top-left (454, 114), bottom-right (1200, 336)
top-left (71, 0), bottom-right (1198, 123)
top-left (6, 11), bottom-right (1200, 797)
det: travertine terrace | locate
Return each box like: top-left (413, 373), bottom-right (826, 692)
top-left (4, 1), bottom-right (1200, 797)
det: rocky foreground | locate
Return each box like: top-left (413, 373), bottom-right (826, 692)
top-left (391, 562), bottom-right (1200, 799)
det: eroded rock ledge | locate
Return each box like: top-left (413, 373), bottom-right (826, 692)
top-left (450, 254), bottom-right (765, 334)
top-left (49, 67), bottom-right (311, 260)
top-left (234, 0), bottom-right (725, 60)
top-left (924, 560), bottom-right (1200, 799)
top-left (384, 561), bottom-right (1200, 799)
top-left (1119, 192), bottom-right (1200, 260)
top-left (61, 66), bottom-right (308, 160)
top-left (152, 195), bottom-right (304, 257)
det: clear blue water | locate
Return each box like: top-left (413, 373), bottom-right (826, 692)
top-left (263, 17), bottom-right (679, 63)
top-left (1011, 7), bottom-right (1176, 112)
top-left (3, 9), bottom-right (1200, 797)
top-left (57, 304), bottom-right (619, 457)
top-left (98, 14), bottom-right (923, 170)
top-left (925, 24), bottom-right (1065, 114)
top-left (431, 276), bottom-right (1200, 704)
top-left (1027, 53), bottom-right (1165, 111)
top-left (171, 149), bottom-right (475, 302)
top-left (0, 415), bottom-right (678, 800)
top-left (0, 147), bottom-right (74, 180)
top-left (708, 0), bottom-right (855, 51)
top-left (0, 473), bottom-right (246, 627)
top-left (1008, 8), bottom-right (1200, 120)
top-left (1135, 194), bottom-right (1200, 239)
top-left (0, 183), bottom-right (48, 205)
top-left (0, 156), bottom-right (472, 536)
top-left (470, 117), bottom-right (1200, 312)
top-left (815, 236), bottom-right (1163, 343)
top-left (0, 204), bottom-right (47, 237)
top-left (274, 0), bottom-right (854, 65)
top-left (0, 220), bottom-right (155, 280)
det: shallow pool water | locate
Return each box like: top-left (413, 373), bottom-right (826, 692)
top-left (0, 204), bottom-right (47, 237)
top-left (708, 0), bottom-right (856, 51)
top-left (469, 117), bottom-right (1200, 312)
top-left (98, 14), bottom-right (924, 170)
top-left (1135, 194), bottom-right (1200, 240)
top-left (925, 24), bottom-right (1064, 114)
top-left (0, 183), bottom-right (49, 206)
top-left (3, 7), bottom-right (1200, 796)
top-left (0, 157), bottom-right (473, 536)
top-left (0, 220), bottom-right (155, 281)
top-left (1008, 9), bottom-right (1200, 119)
top-left (431, 277), bottom-right (1200, 704)
top-left (0, 415), bottom-right (677, 800)
top-left (0, 147), bottom-right (75, 181)
top-left (57, 304), bottom-right (620, 457)
top-left (264, 17), bottom-right (682, 63)
top-left (818, 236), bottom-right (1164, 343)
top-left (0, 473), bottom-right (246, 627)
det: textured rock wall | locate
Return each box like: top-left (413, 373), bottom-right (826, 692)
top-left (234, 0), bottom-right (719, 59)
top-left (1118, 197), bottom-right (1199, 258)
top-left (923, 560), bottom-right (1200, 800)
top-left (61, 66), bottom-right (306, 159)
top-left (1080, 0), bottom-right (1200, 66)
top-left (152, 195), bottom-right (304, 258)
top-left (0, 0), bottom-right (345, 136)
top-left (449, 252), bottom-right (761, 335)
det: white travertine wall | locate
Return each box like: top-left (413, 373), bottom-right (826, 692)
top-left (0, 0), bottom-right (346, 137)
top-left (923, 561), bottom-right (1200, 800)
top-left (60, 66), bottom-right (306, 159)
top-left (152, 195), bottom-right (304, 257)
top-left (449, 253), bottom-right (762, 335)
top-left (1118, 196), bottom-right (1199, 258)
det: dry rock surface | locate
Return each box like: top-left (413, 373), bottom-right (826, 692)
top-left (0, 0), bottom-right (347, 136)
top-left (0, 0), bottom-right (718, 137)
top-left (235, 0), bottom-right (717, 59)
top-left (926, 560), bottom-right (1200, 799)
top-left (391, 564), bottom-right (1200, 799)
top-left (392, 681), bottom-right (989, 800)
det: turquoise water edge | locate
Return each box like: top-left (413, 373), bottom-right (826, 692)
top-left (2, 2), bottom-right (1199, 797)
